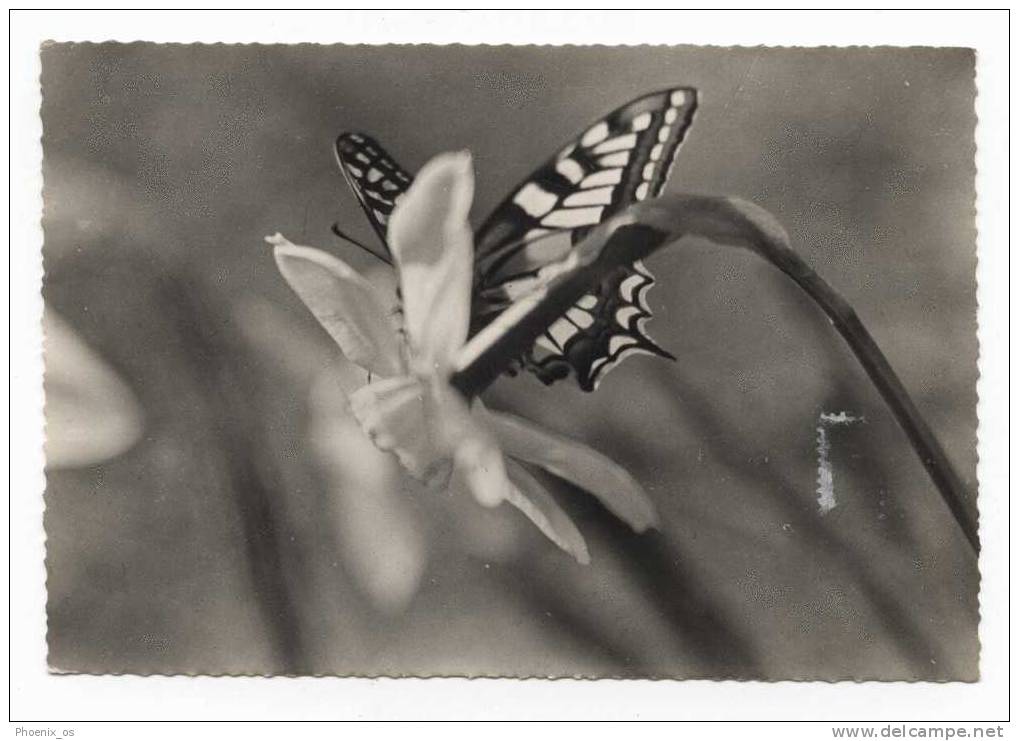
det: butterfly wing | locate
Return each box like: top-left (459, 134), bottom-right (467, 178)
top-left (335, 87), bottom-right (698, 389)
top-left (473, 87), bottom-right (698, 390)
top-left (334, 132), bottom-right (415, 263)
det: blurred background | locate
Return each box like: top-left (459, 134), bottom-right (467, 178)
top-left (41, 43), bottom-right (978, 679)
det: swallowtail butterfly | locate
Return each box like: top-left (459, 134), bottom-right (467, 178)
top-left (335, 87), bottom-right (698, 391)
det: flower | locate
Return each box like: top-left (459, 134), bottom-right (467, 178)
top-left (269, 151), bottom-right (659, 564)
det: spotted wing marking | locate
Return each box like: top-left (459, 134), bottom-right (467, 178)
top-left (334, 132), bottom-right (414, 263)
top-left (472, 87), bottom-right (698, 390)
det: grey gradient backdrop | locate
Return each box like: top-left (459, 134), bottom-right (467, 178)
top-left (42, 43), bottom-right (978, 678)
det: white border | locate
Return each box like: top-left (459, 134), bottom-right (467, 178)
top-left (7, 9), bottom-right (1011, 727)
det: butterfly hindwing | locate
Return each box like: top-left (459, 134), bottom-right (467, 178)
top-left (334, 132), bottom-right (414, 263)
top-left (523, 261), bottom-right (677, 391)
top-left (471, 87), bottom-right (697, 390)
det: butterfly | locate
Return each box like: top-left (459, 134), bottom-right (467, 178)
top-left (334, 87), bottom-right (698, 391)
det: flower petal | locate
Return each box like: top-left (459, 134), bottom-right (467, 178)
top-left (309, 369), bottom-right (427, 614)
top-left (270, 234), bottom-right (403, 378)
top-left (423, 381), bottom-right (513, 508)
top-left (348, 376), bottom-right (447, 483)
top-left (505, 459), bottom-right (590, 564)
top-left (44, 308), bottom-right (144, 469)
top-left (449, 434), bottom-right (513, 509)
top-left (387, 151), bottom-right (474, 369)
top-left (480, 405), bottom-right (660, 532)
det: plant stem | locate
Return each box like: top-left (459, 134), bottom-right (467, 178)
top-left (453, 194), bottom-right (978, 554)
top-left (754, 231), bottom-right (980, 555)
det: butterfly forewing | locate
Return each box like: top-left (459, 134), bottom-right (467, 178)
top-left (472, 87), bottom-right (697, 389)
top-left (334, 132), bottom-right (414, 263)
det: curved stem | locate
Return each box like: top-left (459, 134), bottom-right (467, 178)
top-left (754, 233), bottom-right (979, 555)
top-left (452, 194), bottom-right (978, 554)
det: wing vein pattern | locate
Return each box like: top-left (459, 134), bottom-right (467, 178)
top-left (334, 86), bottom-right (697, 391)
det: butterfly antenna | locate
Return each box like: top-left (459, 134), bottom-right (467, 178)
top-left (332, 223), bottom-right (393, 265)
top-left (331, 223), bottom-right (372, 252)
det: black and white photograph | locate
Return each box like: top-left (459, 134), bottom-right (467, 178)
top-left (9, 8), bottom-right (1011, 729)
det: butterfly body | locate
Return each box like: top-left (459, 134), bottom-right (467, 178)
top-left (335, 87), bottom-right (697, 391)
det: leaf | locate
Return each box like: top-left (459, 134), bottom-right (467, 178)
top-left (270, 235), bottom-right (404, 378)
top-left (482, 404), bottom-right (659, 533)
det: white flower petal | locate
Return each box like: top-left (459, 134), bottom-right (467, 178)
top-left (450, 435), bottom-right (512, 509)
top-left (270, 235), bottom-right (404, 378)
top-left (428, 383), bottom-right (513, 508)
top-left (481, 405), bottom-right (660, 532)
top-left (387, 151), bottom-right (474, 369)
top-left (309, 369), bottom-right (427, 614)
top-left (505, 459), bottom-right (590, 564)
top-left (348, 376), bottom-right (447, 483)
top-left (44, 308), bottom-right (144, 469)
